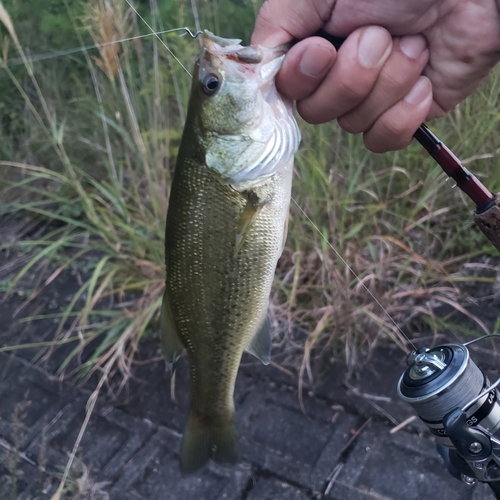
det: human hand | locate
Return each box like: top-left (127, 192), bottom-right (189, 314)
top-left (252, 0), bottom-right (500, 152)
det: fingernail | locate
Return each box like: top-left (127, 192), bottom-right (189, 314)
top-left (399, 35), bottom-right (427, 59)
top-left (404, 77), bottom-right (431, 105)
top-left (357, 26), bottom-right (392, 68)
top-left (299, 44), bottom-right (334, 78)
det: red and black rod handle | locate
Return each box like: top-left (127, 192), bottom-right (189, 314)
top-left (413, 124), bottom-right (494, 211)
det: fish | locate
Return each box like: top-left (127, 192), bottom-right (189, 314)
top-left (160, 30), bottom-right (301, 473)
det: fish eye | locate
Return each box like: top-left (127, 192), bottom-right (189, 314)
top-left (201, 73), bottom-right (220, 96)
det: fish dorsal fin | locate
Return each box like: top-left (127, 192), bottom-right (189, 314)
top-left (246, 315), bottom-right (272, 365)
top-left (235, 190), bottom-right (267, 254)
top-left (160, 287), bottom-right (184, 368)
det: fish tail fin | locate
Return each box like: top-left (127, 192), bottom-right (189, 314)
top-left (180, 412), bottom-right (237, 474)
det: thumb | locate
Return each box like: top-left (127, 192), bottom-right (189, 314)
top-left (252, 0), bottom-right (337, 47)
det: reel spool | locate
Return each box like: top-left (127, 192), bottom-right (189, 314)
top-left (397, 342), bottom-right (500, 484)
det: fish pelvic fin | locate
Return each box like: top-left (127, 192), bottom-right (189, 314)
top-left (180, 412), bottom-right (237, 474)
top-left (160, 287), bottom-right (184, 368)
top-left (246, 315), bottom-right (272, 365)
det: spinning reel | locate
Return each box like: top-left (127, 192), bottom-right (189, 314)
top-left (398, 337), bottom-right (500, 498)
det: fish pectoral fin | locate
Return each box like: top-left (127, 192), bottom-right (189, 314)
top-left (246, 315), bottom-right (272, 365)
top-left (235, 191), bottom-right (267, 254)
top-left (160, 287), bottom-right (184, 368)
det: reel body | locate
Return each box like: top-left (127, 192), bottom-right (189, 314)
top-left (398, 343), bottom-right (500, 486)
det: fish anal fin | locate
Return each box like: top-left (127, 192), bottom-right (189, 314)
top-left (235, 191), bottom-right (267, 254)
top-left (180, 412), bottom-right (237, 474)
top-left (246, 315), bottom-right (272, 365)
top-left (160, 287), bottom-right (184, 368)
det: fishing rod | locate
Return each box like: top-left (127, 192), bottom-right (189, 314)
top-left (414, 124), bottom-right (500, 251)
top-left (311, 31), bottom-right (500, 499)
top-left (312, 30), bottom-right (500, 253)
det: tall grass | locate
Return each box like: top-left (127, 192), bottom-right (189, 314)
top-left (1, 0), bottom-right (500, 385)
top-left (0, 0), bottom-right (197, 380)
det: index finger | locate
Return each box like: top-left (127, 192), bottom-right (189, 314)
top-left (251, 0), bottom-right (337, 47)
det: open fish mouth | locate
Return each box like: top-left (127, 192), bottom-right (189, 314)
top-left (201, 30), bottom-right (287, 83)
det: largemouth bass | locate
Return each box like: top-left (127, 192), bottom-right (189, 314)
top-left (161, 30), bottom-right (300, 473)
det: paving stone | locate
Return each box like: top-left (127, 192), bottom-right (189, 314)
top-left (0, 354), bottom-right (81, 451)
top-left (110, 427), bottom-right (251, 500)
top-left (32, 401), bottom-right (155, 484)
top-left (115, 357), bottom-right (190, 433)
top-left (472, 482), bottom-right (500, 499)
top-left (0, 352), bottom-right (156, 492)
top-left (327, 422), bottom-right (490, 500)
top-left (0, 450), bottom-right (54, 498)
top-left (245, 477), bottom-right (310, 500)
top-left (238, 381), bottom-right (358, 492)
top-left (314, 346), bottom-right (429, 435)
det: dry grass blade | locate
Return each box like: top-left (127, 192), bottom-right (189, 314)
top-left (441, 299), bottom-right (490, 335)
top-left (0, 2), bottom-right (18, 46)
top-left (390, 416), bottom-right (417, 434)
top-left (83, 0), bottom-right (132, 80)
top-left (51, 374), bottom-right (106, 500)
top-left (344, 382), bottom-right (399, 425)
top-left (298, 306), bottom-right (333, 413)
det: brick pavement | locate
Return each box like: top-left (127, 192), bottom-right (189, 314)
top-left (0, 242), bottom-right (498, 499)
top-left (0, 347), bottom-right (496, 500)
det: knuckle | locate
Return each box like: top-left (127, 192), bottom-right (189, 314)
top-left (297, 100), bottom-right (328, 124)
top-left (336, 77), bottom-right (371, 103)
top-left (383, 70), bottom-right (413, 94)
top-left (379, 114), bottom-right (412, 140)
top-left (338, 114), bottom-right (366, 134)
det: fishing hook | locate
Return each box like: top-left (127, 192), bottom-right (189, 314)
top-left (180, 27), bottom-right (203, 39)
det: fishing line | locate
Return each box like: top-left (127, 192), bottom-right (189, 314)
top-left (123, 0), bottom-right (192, 77)
top-left (291, 198), bottom-right (417, 351)
top-left (5, 26), bottom-right (195, 73)
top-left (2, 28), bottom-right (195, 69)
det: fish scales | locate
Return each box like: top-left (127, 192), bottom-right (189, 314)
top-left (166, 157), bottom-right (292, 411)
top-left (161, 30), bottom-right (300, 473)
